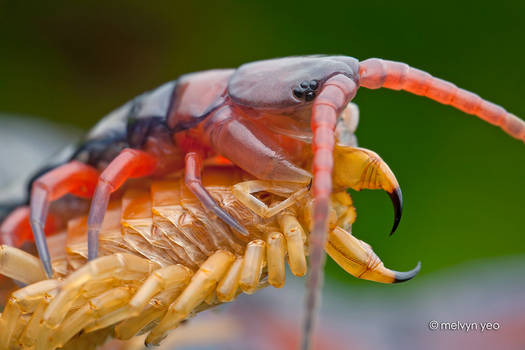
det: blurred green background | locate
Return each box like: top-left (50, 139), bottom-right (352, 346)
top-left (0, 0), bottom-right (524, 286)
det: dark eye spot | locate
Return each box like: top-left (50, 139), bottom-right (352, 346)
top-left (294, 79), bottom-right (318, 102)
top-left (305, 91), bottom-right (315, 101)
top-left (293, 88), bottom-right (304, 98)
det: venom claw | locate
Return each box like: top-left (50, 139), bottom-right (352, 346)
top-left (388, 186), bottom-right (403, 236)
top-left (326, 226), bottom-right (420, 284)
top-left (393, 261), bottom-right (421, 283)
top-left (332, 145), bottom-right (403, 237)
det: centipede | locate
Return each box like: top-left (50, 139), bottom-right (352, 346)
top-left (0, 55), bottom-right (524, 349)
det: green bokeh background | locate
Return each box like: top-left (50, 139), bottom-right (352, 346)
top-left (0, 1), bottom-right (524, 286)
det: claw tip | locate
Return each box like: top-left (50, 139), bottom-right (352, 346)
top-left (233, 222), bottom-right (249, 236)
top-left (393, 261), bottom-right (421, 283)
top-left (388, 186), bottom-right (403, 236)
top-left (43, 264), bottom-right (54, 279)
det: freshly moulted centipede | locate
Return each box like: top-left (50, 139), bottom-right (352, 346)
top-left (0, 55), bottom-right (524, 349)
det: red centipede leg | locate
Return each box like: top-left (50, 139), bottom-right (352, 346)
top-left (185, 151), bottom-right (248, 235)
top-left (30, 161), bottom-right (99, 276)
top-left (0, 207), bottom-right (32, 248)
top-left (87, 149), bottom-right (157, 260)
top-left (0, 206), bottom-right (56, 248)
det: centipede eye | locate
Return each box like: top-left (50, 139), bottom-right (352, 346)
top-left (305, 91), bottom-right (316, 101)
top-left (294, 80), bottom-right (317, 101)
top-left (293, 88), bottom-right (304, 98)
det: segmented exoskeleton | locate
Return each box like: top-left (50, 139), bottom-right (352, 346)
top-left (1, 56), bottom-right (524, 349)
top-left (0, 142), bottom-right (417, 349)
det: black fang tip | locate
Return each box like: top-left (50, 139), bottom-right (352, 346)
top-left (388, 186), bottom-right (403, 236)
top-left (393, 261), bottom-right (421, 283)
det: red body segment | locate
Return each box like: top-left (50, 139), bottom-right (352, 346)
top-left (167, 69), bottom-right (234, 131)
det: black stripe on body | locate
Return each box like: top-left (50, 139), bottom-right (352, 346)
top-left (73, 81), bottom-right (177, 169)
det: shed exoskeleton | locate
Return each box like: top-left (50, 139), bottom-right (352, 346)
top-left (0, 142), bottom-right (418, 349)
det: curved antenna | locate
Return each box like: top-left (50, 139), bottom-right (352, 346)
top-left (359, 58), bottom-right (525, 142)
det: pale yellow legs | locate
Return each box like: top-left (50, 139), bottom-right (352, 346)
top-left (0, 151), bottom-right (418, 349)
top-left (146, 250), bottom-right (235, 345)
top-left (232, 180), bottom-right (309, 218)
top-left (0, 279), bottom-right (60, 349)
top-left (239, 240), bottom-right (266, 294)
top-left (216, 257), bottom-right (243, 302)
top-left (266, 232), bottom-right (286, 288)
top-left (0, 245), bottom-right (47, 284)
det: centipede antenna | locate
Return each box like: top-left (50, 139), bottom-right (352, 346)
top-left (359, 58), bottom-right (525, 143)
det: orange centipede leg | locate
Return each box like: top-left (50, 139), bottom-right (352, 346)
top-left (0, 206), bottom-right (57, 248)
top-left (87, 148), bottom-right (157, 261)
top-left (185, 151), bottom-right (248, 235)
top-left (30, 161), bottom-right (99, 277)
top-left (304, 74), bottom-right (357, 350)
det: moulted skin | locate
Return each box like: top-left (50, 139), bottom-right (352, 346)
top-left (0, 142), bottom-right (418, 349)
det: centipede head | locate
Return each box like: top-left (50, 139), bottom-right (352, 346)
top-left (228, 55), bottom-right (360, 140)
top-left (228, 56), bottom-right (365, 350)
